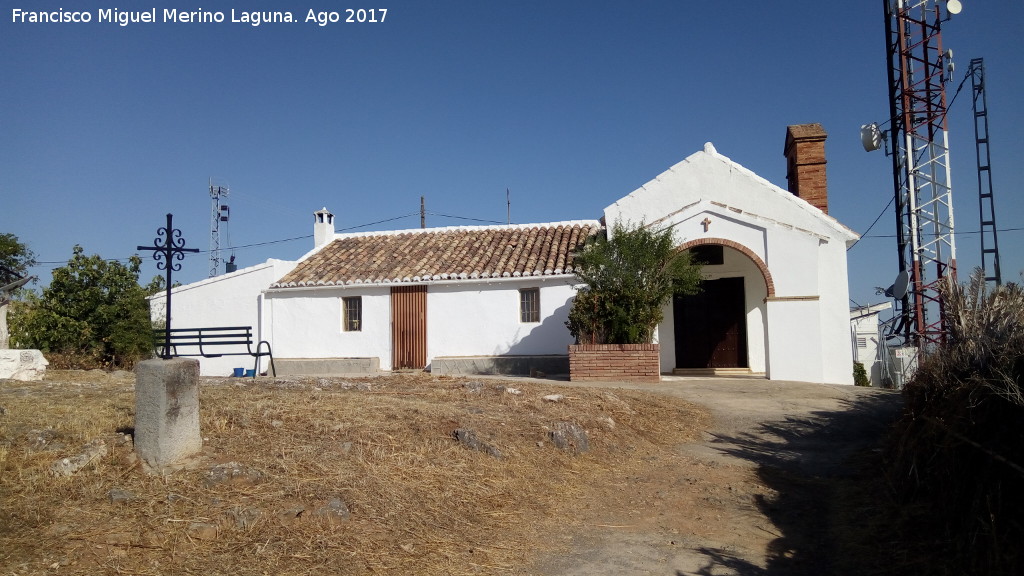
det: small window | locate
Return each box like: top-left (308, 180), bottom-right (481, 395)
top-left (856, 336), bottom-right (868, 348)
top-left (689, 245), bottom-right (724, 266)
top-left (343, 296), bottom-right (362, 332)
top-left (520, 288), bottom-right (540, 323)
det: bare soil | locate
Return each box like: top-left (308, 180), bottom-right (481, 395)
top-left (0, 370), bottom-right (901, 575)
top-left (530, 377), bottom-right (903, 575)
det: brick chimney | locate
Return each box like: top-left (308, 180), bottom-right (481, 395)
top-left (784, 123), bottom-right (828, 214)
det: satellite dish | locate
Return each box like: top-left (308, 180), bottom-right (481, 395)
top-left (885, 270), bottom-right (910, 300)
top-left (860, 123), bottom-right (883, 152)
top-left (946, 0), bottom-right (962, 15)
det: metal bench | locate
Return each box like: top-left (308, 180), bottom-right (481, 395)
top-left (153, 326), bottom-right (275, 378)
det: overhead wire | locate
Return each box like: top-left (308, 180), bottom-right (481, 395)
top-left (425, 212), bottom-right (506, 225)
top-left (848, 65), bottom-right (997, 253)
top-left (27, 208), bottom-right (503, 270)
top-left (847, 195), bottom-right (897, 252)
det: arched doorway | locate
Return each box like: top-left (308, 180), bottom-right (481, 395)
top-left (669, 239), bottom-right (773, 373)
top-left (674, 276), bottom-right (748, 368)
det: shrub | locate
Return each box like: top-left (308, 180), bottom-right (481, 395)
top-left (886, 270), bottom-right (1024, 575)
top-left (853, 362), bottom-right (870, 386)
top-left (566, 222), bottom-right (701, 345)
top-left (11, 245), bottom-right (154, 369)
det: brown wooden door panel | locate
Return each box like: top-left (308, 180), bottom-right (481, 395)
top-left (391, 286), bottom-right (427, 369)
top-left (674, 277), bottom-right (747, 369)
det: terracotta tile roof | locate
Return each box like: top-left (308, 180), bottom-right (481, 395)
top-left (271, 221), bottom-right (602, 288)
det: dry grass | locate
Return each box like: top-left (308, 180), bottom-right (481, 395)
top-left (0, 370), bottom-right (708, 575)
top-left (885, 272), bottom-right (1024, 575)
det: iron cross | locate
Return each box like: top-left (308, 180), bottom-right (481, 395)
top-left (137, 213), bottom-right (199, 358)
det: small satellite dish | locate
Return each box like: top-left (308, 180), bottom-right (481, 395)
top-left (885, 270), bottom-right (910, 300)
top-left (946, 0), bottom-right (962, 15)
top-left (860, 123), bottom-right (883, 152)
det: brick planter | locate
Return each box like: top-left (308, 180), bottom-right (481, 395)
top-left (568, 344), bottom-right (661, 383)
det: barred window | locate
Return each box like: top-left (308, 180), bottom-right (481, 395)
top-left (519, 288), bottom-right (540, 323)
top-left (856, 336), bottom-right (867, 348)
top-left (343, 296), bottom-right (362, 332)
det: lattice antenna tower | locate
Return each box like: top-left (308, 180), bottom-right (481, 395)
top-left (882, 0), bottom-right (960, 351)
top-left (968, 57), bottom-right (1002, 286)
top-left (209, 180), bottom-right (230, 277)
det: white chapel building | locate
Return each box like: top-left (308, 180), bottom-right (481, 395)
top-left (152, 124), bottom-right (858, 384)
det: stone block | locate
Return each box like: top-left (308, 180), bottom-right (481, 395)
top-left (0, 349), bottom-right (48, 381)
top-left (274, 357), bottom-right (380, 376)
top-left (431, 355), bottom-right (569, 377)
top-left (134, 358), bottom-right (202, 474)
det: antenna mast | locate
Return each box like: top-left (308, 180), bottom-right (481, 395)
top-left (882, 0), bottom-right (959, 351)
top-left (968, 57), bottom-right (1002, 287)
top-left (209, 181), bottom-right (230, 277)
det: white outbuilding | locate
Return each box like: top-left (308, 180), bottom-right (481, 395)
top-left (151, 124), bottom-right (858, 384)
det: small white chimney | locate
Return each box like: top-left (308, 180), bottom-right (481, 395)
top-left (313, 207), bottom-right (334, 248)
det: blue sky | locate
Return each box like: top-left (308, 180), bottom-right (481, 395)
top-left (3, 0), bottom-right (1022, 309)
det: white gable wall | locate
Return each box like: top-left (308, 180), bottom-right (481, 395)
top-left (149, 259), bottom-right (297, 376)
top-left (605, 145), bottom-right (856, 385)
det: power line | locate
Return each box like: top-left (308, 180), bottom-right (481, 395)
top-left (859, 226), bottom-right (1024, 239)
top-left (847, 196), bottom-right (896, 252)
top-left (26, 209), bottom-right (467, 268)
top-left (337, 212), bottom-right (420, 232)
top-left (425, 211), bottom-right (506, 225)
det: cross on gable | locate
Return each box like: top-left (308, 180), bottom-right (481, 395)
top-left (701, 217), bottom-right (712, 232)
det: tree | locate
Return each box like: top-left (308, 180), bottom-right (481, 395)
top-left (0, 232), bottom-right (37, 285)
top-left (11, 245), bottom-right (153, 368)
top-left (0, 233), bottom-right (37, 349)
top-left (566, 222), bottom-right (702, 345)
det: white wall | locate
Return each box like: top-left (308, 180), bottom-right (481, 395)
top-left (428, 278), bottom-right (578, 362)
top-left (265, 285), bottom-right (393, 367)
top-left (816, 239), bottom-right (855, 385)
top-left (765, 299), bottom-right (824, 382)
top-left (851, 303), bottom-right (891, 386)
top-left (149, 259), bottom-right (297, 376)
top-left (265, 277), bottom-right (580, 371)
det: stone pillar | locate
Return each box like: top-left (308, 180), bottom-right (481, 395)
top-left (134, 358), bottom-right (202, 473)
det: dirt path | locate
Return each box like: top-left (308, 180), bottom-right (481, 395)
top-left (529, 377), bottom-right (902, 576)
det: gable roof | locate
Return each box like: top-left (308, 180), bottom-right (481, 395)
top-left (271, 221), bottom-right (601, 289)
top-left (605, 143), bottom-right (858, 244)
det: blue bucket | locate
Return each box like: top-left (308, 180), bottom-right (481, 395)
top-left (232, 367), bottom-right (245, 377)
top-left (245, 369), bottom-right (256, 378)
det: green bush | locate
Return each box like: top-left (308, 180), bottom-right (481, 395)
top-left (853, 362), bottom-right (870, 386)
top-left (566, 222), bottom-right (701, 345)
top-left (11, 245), bottom-right (154, 369)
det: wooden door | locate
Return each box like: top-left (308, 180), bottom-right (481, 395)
top-left (674, 277), bottom-right (747, 369)
top-left (391, 286), bottom-right (427, 369)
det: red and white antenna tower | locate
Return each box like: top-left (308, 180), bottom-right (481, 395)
top-left (882, 0), bottom-right (960, 351)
